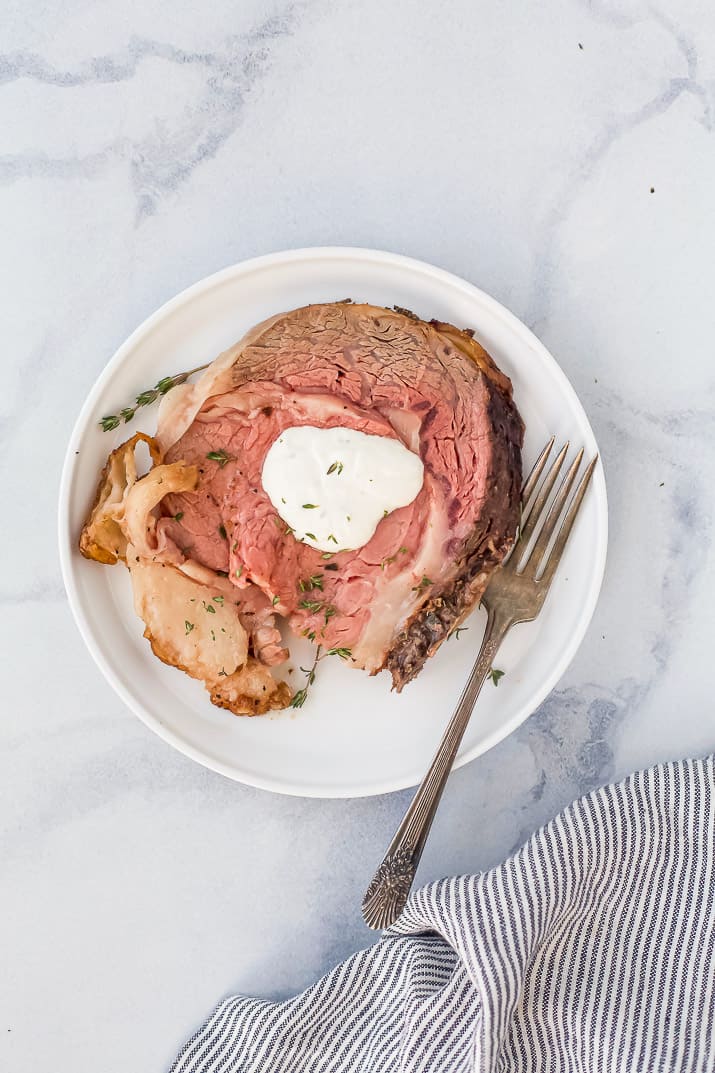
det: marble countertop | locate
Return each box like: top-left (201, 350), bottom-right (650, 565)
top-left (3, 2), bottom-right (715, 1069)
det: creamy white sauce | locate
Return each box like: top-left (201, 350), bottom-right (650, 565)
top-left (261, 426), bottom-right (424, 552)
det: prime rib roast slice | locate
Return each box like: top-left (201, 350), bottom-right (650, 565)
top-left (157, 302), bottom-right (523, 693)
top-left (81, 302), bottom-right (523, 712)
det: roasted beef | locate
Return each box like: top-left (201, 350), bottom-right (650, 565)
top-left (158, 302), bottom-right (523, 692)
top-left (82, 302), bottom-right (522, 710)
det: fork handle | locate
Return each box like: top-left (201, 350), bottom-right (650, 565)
top-left (361, 606), bottom-right (512, 930)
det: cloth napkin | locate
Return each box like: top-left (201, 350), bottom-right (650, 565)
top-left (171, 757), bottom-right (715, 1072)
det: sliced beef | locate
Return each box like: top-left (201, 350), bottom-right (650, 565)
top-left (160, 303), bottom-right (523, 691)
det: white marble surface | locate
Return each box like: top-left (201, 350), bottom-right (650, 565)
top-left (3, 1), bottom-right (715, 1069)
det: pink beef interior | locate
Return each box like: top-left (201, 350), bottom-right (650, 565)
top-left (160, 303), bottom-right (522, 683)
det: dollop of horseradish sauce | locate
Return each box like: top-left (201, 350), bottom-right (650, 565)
top-left (261, 426), bottom-right (424, 552)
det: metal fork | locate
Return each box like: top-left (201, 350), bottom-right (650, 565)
top-left (361, 438), bottom-right (599, 930)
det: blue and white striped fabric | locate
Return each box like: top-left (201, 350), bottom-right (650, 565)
top-left (172, 758), bottom-right (715, 1072)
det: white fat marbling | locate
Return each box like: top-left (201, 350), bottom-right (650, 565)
top-left (2, 3), bottom-right (715, 1071)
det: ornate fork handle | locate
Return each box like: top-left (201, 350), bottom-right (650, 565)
top-left (362, 440), bottom-right (598, 930)
top-left (362, 605), bottom-right (512, 930)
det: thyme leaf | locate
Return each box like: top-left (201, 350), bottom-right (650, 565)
top-left (206, 449), bottom-right (234, 468)
top-left (99, 363), bottom-right (209, 431)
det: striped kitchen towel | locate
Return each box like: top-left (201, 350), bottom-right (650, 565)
top-left (172, 757), bottom-right (715, 1072)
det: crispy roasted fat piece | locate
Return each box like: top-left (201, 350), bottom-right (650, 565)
top-left (127, 554), bottom-right (288, 715)
top-left (79, 432), bottom-right (161, 564)
top-left (80, 435), bottom-right (289, 714)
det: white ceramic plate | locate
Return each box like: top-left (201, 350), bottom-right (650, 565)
top-left (59, 248), bottom-right (607, 798)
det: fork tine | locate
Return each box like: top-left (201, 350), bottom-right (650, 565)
top-left (522, 448), bottom-right (584, 576)
top-left (518, 442), bottom-right (569, 548)
top-left (537, 455), bottom-right (599, 588)
top-left (521, 437), bottom-right (555, 507)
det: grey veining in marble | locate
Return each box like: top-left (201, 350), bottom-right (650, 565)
top-left (2, 2), bottom-right (715, 1070)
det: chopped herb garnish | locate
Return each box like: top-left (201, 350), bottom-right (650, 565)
top-left (383, 509), bottom-right (389, 518)
top-left (285, 525), bottom-right (295, 536)
top-left (323, 605), bottom-right (336, 625)
top-left (210, 629), bottom-right (216, 641)
top-left (398, 546), bottom-right (408, 555)
top-left (328, 647), bottom-right (352, 659)
top-left (304, 532), bottom-right (316, 540)
top-left (451, 627), bottom-right (469, 640)
top-left (488, 668), bottom-right (505, 687)
top-left (302, 503), bottom-right (318, 510)
top-left (381, 551), bottom-right (401, 570)
top-left (346, 515), bottom-right (351, 522)
top-left (281, 497), bottom-right (286, 504)
top-left (327, 461), bottom-right (344, 475)
top-left (412, 575), bottom-right (433, 593)
top-left (99, 363), bottom-right (210, 431)
top-left (299, 599), bottom-right (323, 613)
top-left (321, 552), bottom-right (333, 560)
top-left (298, 574), bottom-right (324, 593)
top-left (173, 512), bottom-right (184, 522)
top-left (202, 601), bottom-right (216, 614)
top-left (328, 534), bottom-right (338, 545)
top-left (218, 524), bottom-right (227, 540)
top-left (185, 621), bottom-right (194, 635)
top-left (235, 565), bottom-right (243, 579)
top-left (212, 595), bottom-right (224, 605)
top-left (272, 595), bottom-right (280, 606)
top-left (206, 449), bottom-right (234, 468)
top-left (232, 541), bottom-right (238, 552)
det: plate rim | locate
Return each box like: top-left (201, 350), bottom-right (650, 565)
top-left (58, 245), bottom-right (608, 798)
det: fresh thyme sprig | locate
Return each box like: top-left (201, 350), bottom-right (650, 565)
top-left (290, 646), bottom-right (323, 709)
top-left (289, 643), bottom-right (353, 709)
top-left (99, 363), bottom-right (210, 431)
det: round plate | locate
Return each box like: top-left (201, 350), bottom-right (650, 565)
top-left (59, 248), bottom-right (607, 798)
